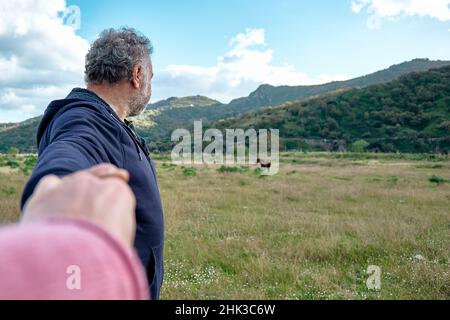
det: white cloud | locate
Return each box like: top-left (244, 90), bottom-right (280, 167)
top-left (352, 0), bottom-right (450, 29)
top-left (0, 9), bottom-right (346, 122)
top-left (0, 0), bottom-right (88, 122)
top-left (229, 28), bottom-right (266, 50)
top-left (154, 28), bottom-right (347, 103)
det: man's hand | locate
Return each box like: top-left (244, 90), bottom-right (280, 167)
top-left (22, 164), bottom-right (136, 247)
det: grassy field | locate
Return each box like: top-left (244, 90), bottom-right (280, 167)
top-left (0, 152), bottom-right (449, 299)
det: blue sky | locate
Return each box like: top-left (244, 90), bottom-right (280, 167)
top-left (67, 0), bottom-right (450, 77)
top-left (1, 0), bottom-right (450, 122)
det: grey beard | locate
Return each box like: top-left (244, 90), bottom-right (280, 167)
top-left (128, 102), bottom-right (146, 117)
top-left (128, 92), bottom-right (149, 117)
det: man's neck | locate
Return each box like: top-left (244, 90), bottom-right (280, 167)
top-left (86, 83), bottom-right (129, 121)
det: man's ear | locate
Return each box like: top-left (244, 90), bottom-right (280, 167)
top-left (131, 65), bottom-right (142, 89)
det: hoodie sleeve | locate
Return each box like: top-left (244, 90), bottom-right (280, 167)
top-left (21, 107), bottom-right (117, 209)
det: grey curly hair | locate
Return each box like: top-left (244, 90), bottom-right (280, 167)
top-left (85, 27), bottom-right (153, 85)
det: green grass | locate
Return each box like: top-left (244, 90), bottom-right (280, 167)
top-left (182, 167), bottom-right (197, 177)
top-left (218, 165), bottom-right (249, 173)
top-left (280, 152), bottom-right (449, 162)
top-left (1, 152), bottom-right (449, 299)
top-left (0, 154), bottom-right (37, 176)
top-left (1, 186), bottom-right (17, 195)
top-left (161, 162), bottom-right (178, 170)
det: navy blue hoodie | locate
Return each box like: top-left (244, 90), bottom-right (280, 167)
top-left (21, 88), bottom-right (164, 299)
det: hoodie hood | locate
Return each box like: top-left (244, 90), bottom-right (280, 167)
top-left (36, 88), bottom-right (114, 147)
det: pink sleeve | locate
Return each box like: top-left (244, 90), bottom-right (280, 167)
top-left (0, 218), bottom-right (149, 300)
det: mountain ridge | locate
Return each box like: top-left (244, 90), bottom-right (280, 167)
top-left (223, 58), bottom-right (450, 117)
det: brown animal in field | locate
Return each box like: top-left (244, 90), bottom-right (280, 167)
top-left (257, 158), bottom-right (271, 169)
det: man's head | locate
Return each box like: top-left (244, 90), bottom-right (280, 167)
top-left (85, 27), bottom-right (153, 117)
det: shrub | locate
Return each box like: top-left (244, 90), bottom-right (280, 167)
top-left (7, 147), bottom-right (19, 156)
top-left (428, 175), bottom-right (447, 185)
top-left (350, 140), bottom-right (370, 153)
top-left (182, 167), bottom-right (197, 177)
top-left (6, 160), bottom-right (19, 169)
top-left (23, 156), bottom-right (37, 168)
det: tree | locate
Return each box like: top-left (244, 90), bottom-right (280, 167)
top-left (350, 140), bottom-right (369, 153)
top-left (7, 147), bottom-right (19, 156)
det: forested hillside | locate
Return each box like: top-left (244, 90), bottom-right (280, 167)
top-left (214, 66), bottom-right (450, 153)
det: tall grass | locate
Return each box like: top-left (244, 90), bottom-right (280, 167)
top-left (0, 152), bottom-right (449, 299)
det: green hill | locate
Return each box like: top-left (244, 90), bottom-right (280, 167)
top-left (201, 58), bottom-right (450, 118)
top-left (213, 65), bottom-right (450, 153)
top-left (0, 96), bottom-right (220, 153)
top-left (133, 58), bottom-right (450, 151)
top-left (0, 58), bottom-right (449, 153)
top-left (147, 95), bottom-right (220, 110)
top-left (0, 117), bottom-right (42, 153)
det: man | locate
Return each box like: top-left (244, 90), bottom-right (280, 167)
top-left (21, 28), bottom-right (164, 299)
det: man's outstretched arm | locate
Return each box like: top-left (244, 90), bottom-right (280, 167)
top-left (21, 108), bottom-right (113, 209)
